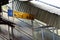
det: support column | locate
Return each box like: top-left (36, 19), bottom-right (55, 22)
top-left (52, 27), bottom-right (55, 40)
top-left (11, 27), bottom-right (14, 40)
top-left (41, 28), bottom-right (44, 40)
top-left (31, 20), bottom-right (34, 40)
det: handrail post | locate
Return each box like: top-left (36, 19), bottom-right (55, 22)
top-left (11, 27), bottom-right (14, 40)
top-left (41, 28), bottom-right (44, 40)
top-left (31, 20), bottom-right (34, 40)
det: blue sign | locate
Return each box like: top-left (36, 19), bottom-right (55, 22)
top-left (8, 9), bottom-right (13, 16)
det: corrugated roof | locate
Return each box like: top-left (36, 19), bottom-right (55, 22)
top-left (30, 0), bottom-right (60, 15)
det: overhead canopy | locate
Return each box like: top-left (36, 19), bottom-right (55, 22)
top-left (30, 0), bottom-right (60, 15)
top-left (29, 0), bottom-right (60, 28)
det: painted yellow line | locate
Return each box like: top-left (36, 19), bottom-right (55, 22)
top-left (13, 11), bottom-right (34, 20)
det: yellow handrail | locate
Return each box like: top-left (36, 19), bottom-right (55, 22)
top-left (13, 11), bottom-right (34, 20)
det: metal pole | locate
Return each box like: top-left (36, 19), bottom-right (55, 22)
top-left (56, 28), bottom-right (58, 35)
top-left (41, 28), bottom-right (44, 40)
top-left (8, 25), bottom-right (11, 40)
top-left (31, 20), bottom-right (34, 40)
top-left (11, 0), bottom-right (14, 40)
top-left (52, 27), bottom-right (55, 40)
top-left (0, 26), bottom-right (1, 33)
top-left (10, 23), bottom-right (14, 39)
top-left (8, 15), bottom-right (10, 40)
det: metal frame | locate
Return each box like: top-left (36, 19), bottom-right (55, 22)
top-left (0, 15), bottom-right (15, 40)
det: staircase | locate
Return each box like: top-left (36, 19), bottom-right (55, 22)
top-left (0, 24), bottom-right (33, 40)
top-left (0, 13), bottom-right (60, 40)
